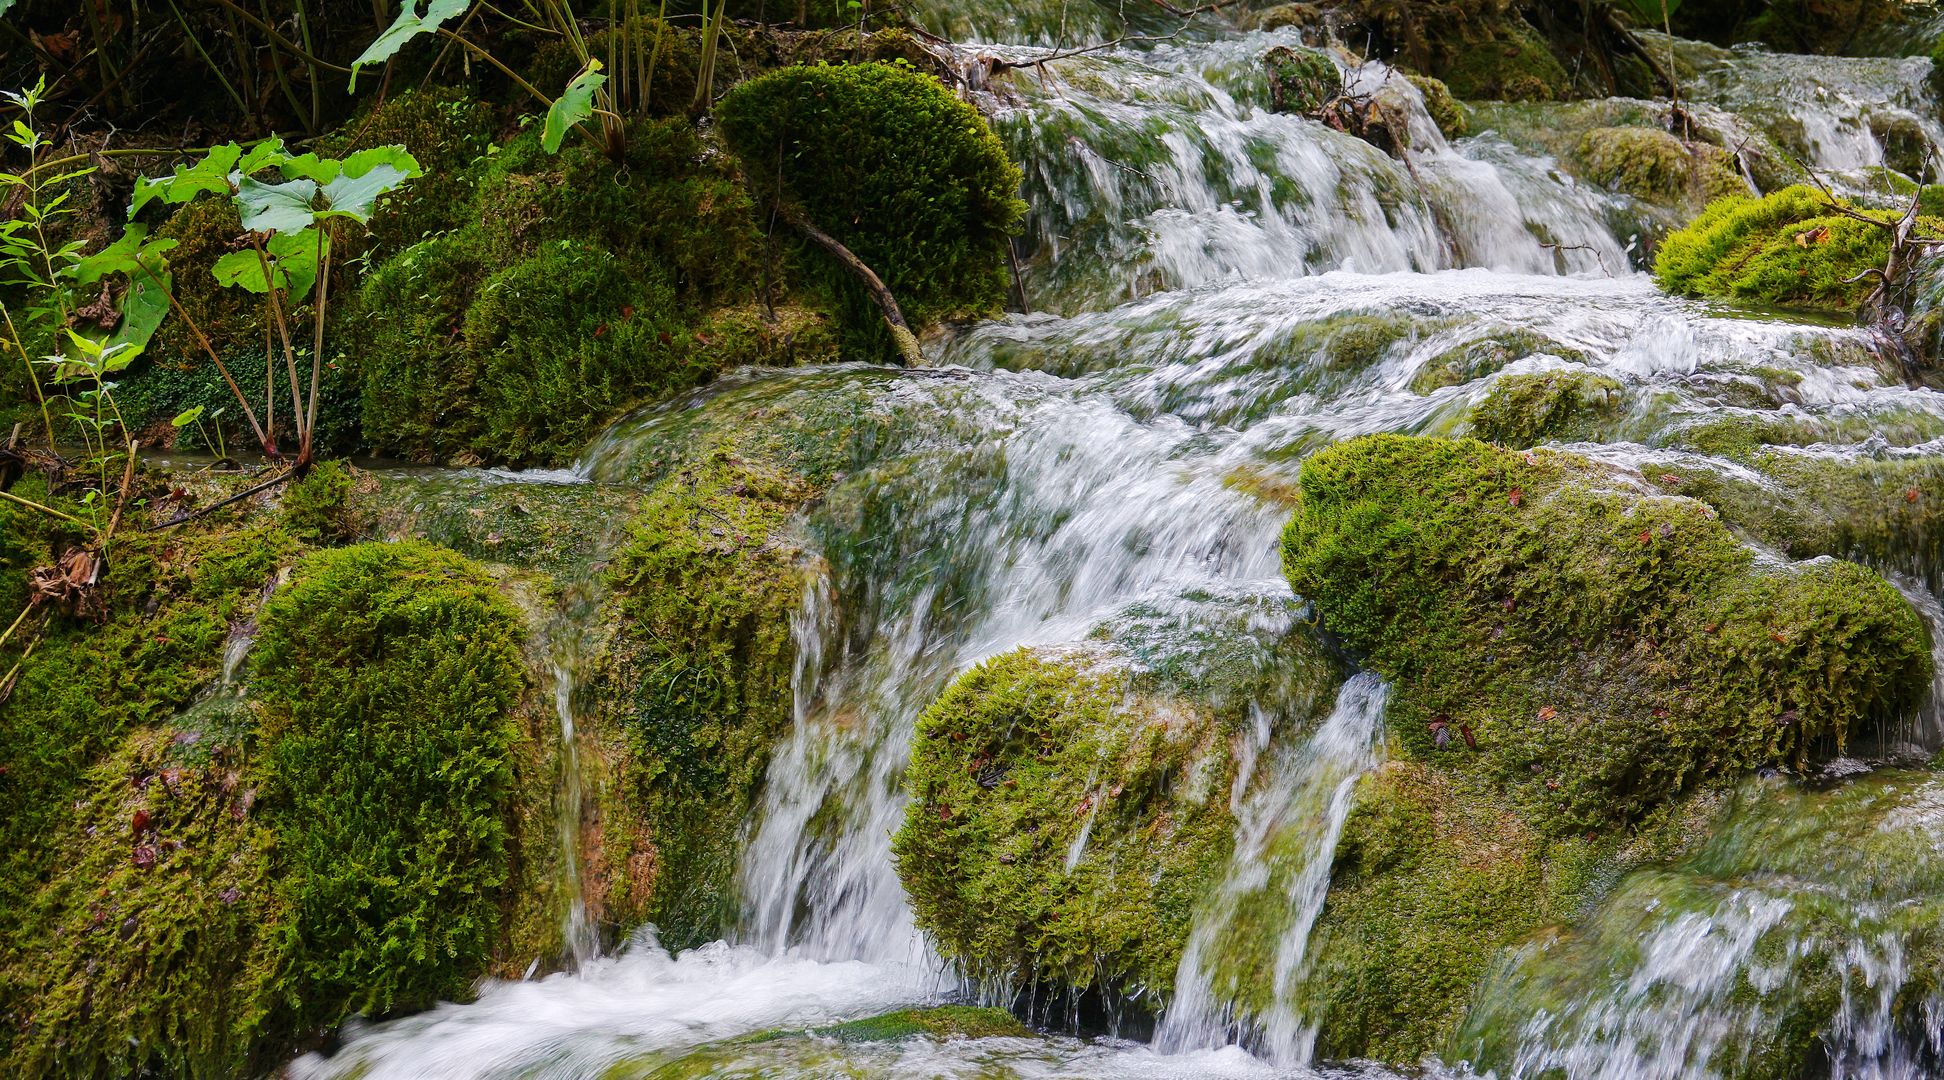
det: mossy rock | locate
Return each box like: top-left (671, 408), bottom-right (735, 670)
top-left (1301, 761), bottom-right (1674, 1063)
top-left (1244, 2), bottom-right (1321, 32)
top-left (252, 540), bottom-right (546, 1033)
top-left (1264, 45), bottom-right (1338, 114)
top-left (1436, 17), bottom-right (1569, 103)
top-left (1280, 435), bottom-right (1932, 834)
top-left (717, 61), bottom-right (1025, 356)
top-left (1410, 329), bottom-right (1585, 394)
top-left (810, 1005), bottom-right (1030, 1042)
top-left (1406, 74), bottom-right (1467, 140)
top-left (1467, 369), bottom-right (1624, 448)
top-left (315, 87), bottom-right (498, 263)
top-left (590, 445), bottom-right (818, 947)
top-left (1575, 126), bottom-right (1695, 202)
top-left (1654, 185), bottom-right (1937, 314)
top-left (895, 646), bottom-right (1243, 1000)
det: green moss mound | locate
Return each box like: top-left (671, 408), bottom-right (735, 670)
top-left (1467, 369), bottom-right (1623, 448)
top-left (1654, 185), bottom-right (1934, 313)
top-left (1436, 17), bottom-right (1569, 102)
top-left (717, 61), bottom-right (1025, 354)
top-left (597, 446), bottom-right (815, 946)
top-left (316, 87), bottom-right (498, 263)
top-left (895, 647), bottom-right (1242, 1000)
top-left (1575, 126), bottom-right (1696, 202)
top-left (1280, 435), bottom-right (1931, 833)
top-left (252, 540), bottom-right (532, 1031)
top-left (1411, 329), bottom-right (1584, 394)
top-left (1264, 45), bottom-right (1338, 114)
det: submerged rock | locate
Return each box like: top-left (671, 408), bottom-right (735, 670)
top-left (1467, 369), bottom-right (1625, 448)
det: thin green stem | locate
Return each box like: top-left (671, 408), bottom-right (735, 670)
top-left (0, 489), bottom-right (91, 531)
top-left (0, 304), bottom-right (56, 455)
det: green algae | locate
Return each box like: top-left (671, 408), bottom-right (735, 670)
top-left (811, 1006), bottom-right (1029, 1042)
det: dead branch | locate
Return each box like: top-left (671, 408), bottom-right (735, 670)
top-left (780, 206), bottom-right (925, 366)
top-left (149, 468), bottom-right (296, 531)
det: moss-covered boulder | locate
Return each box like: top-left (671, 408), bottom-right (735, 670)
top-left (1281, 435), bottom-right (1931, 833)
top-left (1436, 15), bottom-right (1570, 102)
top-left (315, 86), bottom-right (499, 263)
top-left (1301, 761), bottom-right (1703, 1062)
top-left (1410, 328), bottom-right (1585, 394)
top-left (1655, 185), bottom-right (1934, 313)
top-left (1407, 74), bottom-right (1468, 140)
top-left (1574, 126), bottom-right (1745, 206)
top-left (1467, 369), bottom-right (1624, 447)
top-left (717, 61), bottom-right (1025, 355)
top-left (895, 646), bottom-right (1242, 1000)
top-left (1264, 45), bottom-right (1339, 114)
top-left (894, 589), bottom-right (1346, 1007)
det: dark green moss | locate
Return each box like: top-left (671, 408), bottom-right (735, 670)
top-left (1467, 369), bottom-right (1624, 448)
top-left (315, 87), bottom-right (499, 263)
top-left (1411, 329), bottom-right (1585, 394)
top-left (1575, 126), bottom-right (1698, 202)
top-left (1281, 435), bottom-right (1931, 833)
top-left (280, 460), bottom-right (358, 543)
top-left (717, 61), bottom-right (1025, 355)
top-left (350, 233), bottom-right (492, 461)
top-left (252, 540), bottom-right (530, 1030)
top-left (1436, 17), bottom-right (1569, 102)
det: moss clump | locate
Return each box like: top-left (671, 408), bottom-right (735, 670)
top-left (1467, 369), bottom-right (1623, 448)
top-left (1264, 45), bottom-right (1338, 114)
top-left (1655, 186), bottom-right (1931, 313)
top-left (1407, 74), bottom-right (1467, 140)
top-left (718, 62), bottom-right (1025, 354)
top-left (895, 647), bottom-right (1240, 1000)
top-left (1576, 126), bottom-right (1694, 202)
top-left (351, 234), bottom-right (492, 461)
top-left (1301, 762), bottom-right (1615, 1062)
top-left (252, 540), bottom-right (532, 1031)
top-left (598, 446), bottom-right (815, 946)
top-left (316, 87), bottom-right (498, 263)
top-left (280, 460), bottom-right (358, 543)
top-left (1280, 435), bottom-right (1931, 833)
top-left (1411, 329), bottom-right (1585, 394)
top-left (1436, 17), bottom-right (1569, 102)
top-left (3, 725), bottom-right (283, 1079)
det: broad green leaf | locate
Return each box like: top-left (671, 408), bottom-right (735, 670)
top-left (0, 1), bottom-right (17, 19)
top-left (349, 0), bottom-right (471, 92)
top-left (543, 60), bottom-right (607, 155)
top-left (236, 175), bottom-right (319, 234)
top-left (277, 151), bottom-right (340, 185)
top-left (108, 269), bottom-right (172, 359)
top-left (212, 228), bottom-right (326, 299)
top-left (71, 224), bottom-right (178, 286)
top-left (129, 143), bottom-right (242, 218)
top-left (236, 136), bottom-right (293, 177)
top-left (171, 405), bottom-right (205, 428)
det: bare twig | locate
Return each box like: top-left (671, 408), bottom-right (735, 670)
top-left (149, 468), bottom-right (296, 531)
top-left (780, 206), bottom-right (924, 366)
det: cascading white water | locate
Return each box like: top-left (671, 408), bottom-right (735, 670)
top-left (1158, 674), bottom-right (1388, 1065)
top-left (298, 13), bottom-right (1944, 1078)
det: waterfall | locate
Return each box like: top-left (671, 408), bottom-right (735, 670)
top-left (298, 11), bottom-right (1944, 1077)
top-left (1158, 674), bottom-right (1388, 1065)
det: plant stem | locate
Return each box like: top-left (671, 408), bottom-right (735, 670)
top-left (301, 225), bottom-right (332, 467)
top-left (252, 237), bottom-right (309, 434)
top-left (0, 304), bottom-right (57, 456)
top-left (0, 489), bottom-right (91, 531)
top-left (435, 28), bottom-right (555, 109)
top-left (133, 259), bottom-right (274, 455)
top-left (203, 0), bottom-right (356, 73)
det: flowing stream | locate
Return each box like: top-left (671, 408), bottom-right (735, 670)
top-left (298, 16), bottom-right (1944, 1080)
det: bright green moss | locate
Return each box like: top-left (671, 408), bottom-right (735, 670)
top-left (1467, 369), bottom-right (1624, 448)
top-left (280, 460), bottom-right (358, 543)
top-left (1280, 435), bottom-right (1931, 833)
top-left (465, 241), bottom-right (695, 466)
top-left (894, 648), bottom-right (1242, 1000)
top-left (1264, 45), bottom-right (1338, 114)
top-left (717, 62), bottom-right (1025, 354)
top-left (811, 1006), bottom-right (1029, 1042)
top-left (599, 446), bottom-right (814, 946)
top-left (252, 540), bottom-right (530, 1031)
top-left (1654, 186), bottom-right (1932, 313)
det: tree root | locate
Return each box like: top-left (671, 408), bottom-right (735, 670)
top-left (782, 206), bottom-right (926, 366)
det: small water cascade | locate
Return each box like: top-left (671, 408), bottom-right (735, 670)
top-left (299, 10), bottom-right (1944, 1078)
top-left (547, 587), bottom-right (603, 969)
top-left (1158, 674), bottom-right (1388, 1064)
